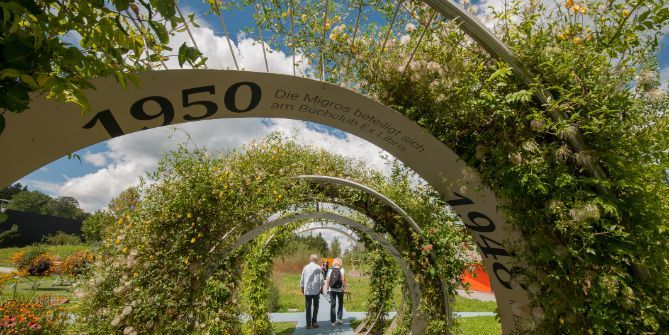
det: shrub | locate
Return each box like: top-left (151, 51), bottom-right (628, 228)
top-left (11, 245), bottom-right (55, 276)
top-left (43, 231), bottom-right (81, 246)
top-left (81, 210), bottom-right (114, 243)
top-left (0, 297), bottom-right (67, 334)
top-left (59, 251), bottom-right (94, 276)
top-left (0, 272), bottom-right (15, 289)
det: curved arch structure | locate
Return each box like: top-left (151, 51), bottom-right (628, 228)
top-left (296, 175), bottom-right (425, 237)
top-left (2, 70), bottom-right (529, 333)
top-left (424, 0), bottom-right (607, 187)
top-left (234, 211), bottom-right (427, 334)
top-left (294, 225), bottom-right (364, 250)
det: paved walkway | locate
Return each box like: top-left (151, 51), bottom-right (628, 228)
top-left (270, 294), bottom-right (356, 335)
top-left (269, 294), bottom-right (496, 334)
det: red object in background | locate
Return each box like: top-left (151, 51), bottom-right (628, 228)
top-left (462, 264), bottom-right (492, 292)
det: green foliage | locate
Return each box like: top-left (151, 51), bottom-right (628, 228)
top-left (0, 183), bottom-right (27, 200)
top-left (81, 210), bottom-right (114, 243)
top-left (329, 236), bottom-right (342, 258)
top-left (0, 0), bottom-right (205, 135)
top-left (73, 134), bottom-right (470, 334)
top-left (338, 0), bottom-right (669, 333)
top-left (46, 196), bottom-right (89, 221)
top-left (6, 190), bottom-right (88, 220)
top-left (43, 231), bottom-right (81, 246)
top-left (275, 234), bottom-right (330, 260)
top-left (7, 190), bottom-right (51, 214)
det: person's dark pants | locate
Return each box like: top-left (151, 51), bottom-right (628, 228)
top-left (330, 291), bottom-right (344, 323)
top-left (305, 294), bottom-right (319, 326)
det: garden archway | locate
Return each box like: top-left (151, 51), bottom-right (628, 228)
top-left (232, 211), bottom-right (425, 329)
top-left (240, 211), bottom-right (426, 333)
top-left (2, 70), bottom-right (527, 332)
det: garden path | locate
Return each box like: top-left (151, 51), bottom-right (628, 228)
top-left (269, 294), bottom-right (496, 334)
top-left (270, 294), bottom-right (357, 335)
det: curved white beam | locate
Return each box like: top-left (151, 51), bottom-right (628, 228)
top-left (296, 175), bottom-right (426, 237)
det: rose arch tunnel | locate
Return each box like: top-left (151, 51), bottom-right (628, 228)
top-left (1, 69), bottom-right (529, 333)
top-left (0, 1), bottom-right (589, 333)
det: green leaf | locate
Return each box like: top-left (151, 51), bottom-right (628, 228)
top-left (19, 74), bottom-right (39, 90)
top-left (3, 85), bottom-right (30, 112)
top-left (149, 21), bottom-right (169, 44)
top-left (505, 90), bottom-right (533, 104)
top-left (113, 0), bottom-right (131, 11)
top-left (0, 69), bottom-right (22, 79)
top-left (178, 42), bottom-right (188, 67)
top-left (156, 0), bottom-right (176, 18)
top-left (178, 42), bottom-right (202, 68)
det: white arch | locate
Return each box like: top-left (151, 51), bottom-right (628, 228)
top-left (1, 70), bottom-right (529, 332)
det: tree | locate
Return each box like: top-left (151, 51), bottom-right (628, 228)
top-left (0, 0), bottom-right (207, 135)
top-left (46, 196), bottom-right (88, 221)
top-left (81, 210), bottom-right (114, 243)
top-left (0, 183), bottom-right (28, 200)
top-left (330, 237), bottom-right (341, 258)
top-left (7, 189), bottom-right (51, 214)
top-left (108, 187), bottom-right (141, 217)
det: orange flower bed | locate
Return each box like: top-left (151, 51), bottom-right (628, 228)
top-left (0, 297), bottom-right (66, 334)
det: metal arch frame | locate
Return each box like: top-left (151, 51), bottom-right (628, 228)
top-left (294, 225), bottom-right (364, 250)
top-left (232, 211), bottom-right (428, 334)
top-left (296, 176), bottom-right (453, 328)
top-left (422, 0), bottom-right (609, 189)
top-left (296, 175), bottom-right (426, 237)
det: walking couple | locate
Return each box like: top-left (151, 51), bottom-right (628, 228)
top-left (300, 254), bottom-right (347, 329)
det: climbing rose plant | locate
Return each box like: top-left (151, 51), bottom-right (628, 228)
top-left (73, 134), bottom-right (470, 334)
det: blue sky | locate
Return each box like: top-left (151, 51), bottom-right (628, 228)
top-left (11, 0), bottom-right (669, 215)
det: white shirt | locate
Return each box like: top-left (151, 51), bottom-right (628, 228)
top-left (326, 268), bottom-right (345, 292)
top-left (300, 262), bottom-right (324, 295)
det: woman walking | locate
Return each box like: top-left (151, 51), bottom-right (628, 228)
top-left (325, 258), bottom-right (346, 326)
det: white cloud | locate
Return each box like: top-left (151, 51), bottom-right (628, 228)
top-left (47, 117), bottom-right (390, 212)
top-left (163, 17), bottom-right (307, 74)
top-left (83, 152), bottom-right (108, 167)
top-left (20, 12), bottom-right (391, 213)
top-left (661, 65), bottom-right (669, 88)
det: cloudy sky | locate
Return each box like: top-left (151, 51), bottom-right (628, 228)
top-left (11, 0), bottom-right (669, 251)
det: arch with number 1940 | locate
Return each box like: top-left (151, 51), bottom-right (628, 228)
top-left (0, 70), bottom-right (531, 333)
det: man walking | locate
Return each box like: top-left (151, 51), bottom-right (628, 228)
top-left (300, 254), bottom-right (324, 329)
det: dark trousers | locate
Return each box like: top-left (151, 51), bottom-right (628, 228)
top-left (329, 291), bottom-right (344, 322)
top-left (305, 294), bottom-right (319, 326)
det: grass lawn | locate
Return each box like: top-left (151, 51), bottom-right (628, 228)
top-left (273, 272), bottom-right (496, 313)
top-left (453, 295), bottom-right (497, 312)
top-left (0, 244), bottom-right (93, 267)
top-left (271, 272), bottom-right (384, 312)
top-left (1, 275), bottom-right (76, 300)
top-left (273, 271), bottom-right (501, 333)
top-left (455, 316), bottom-right (502, 334)
top-left (272, 321), bottom-right (296, 335)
